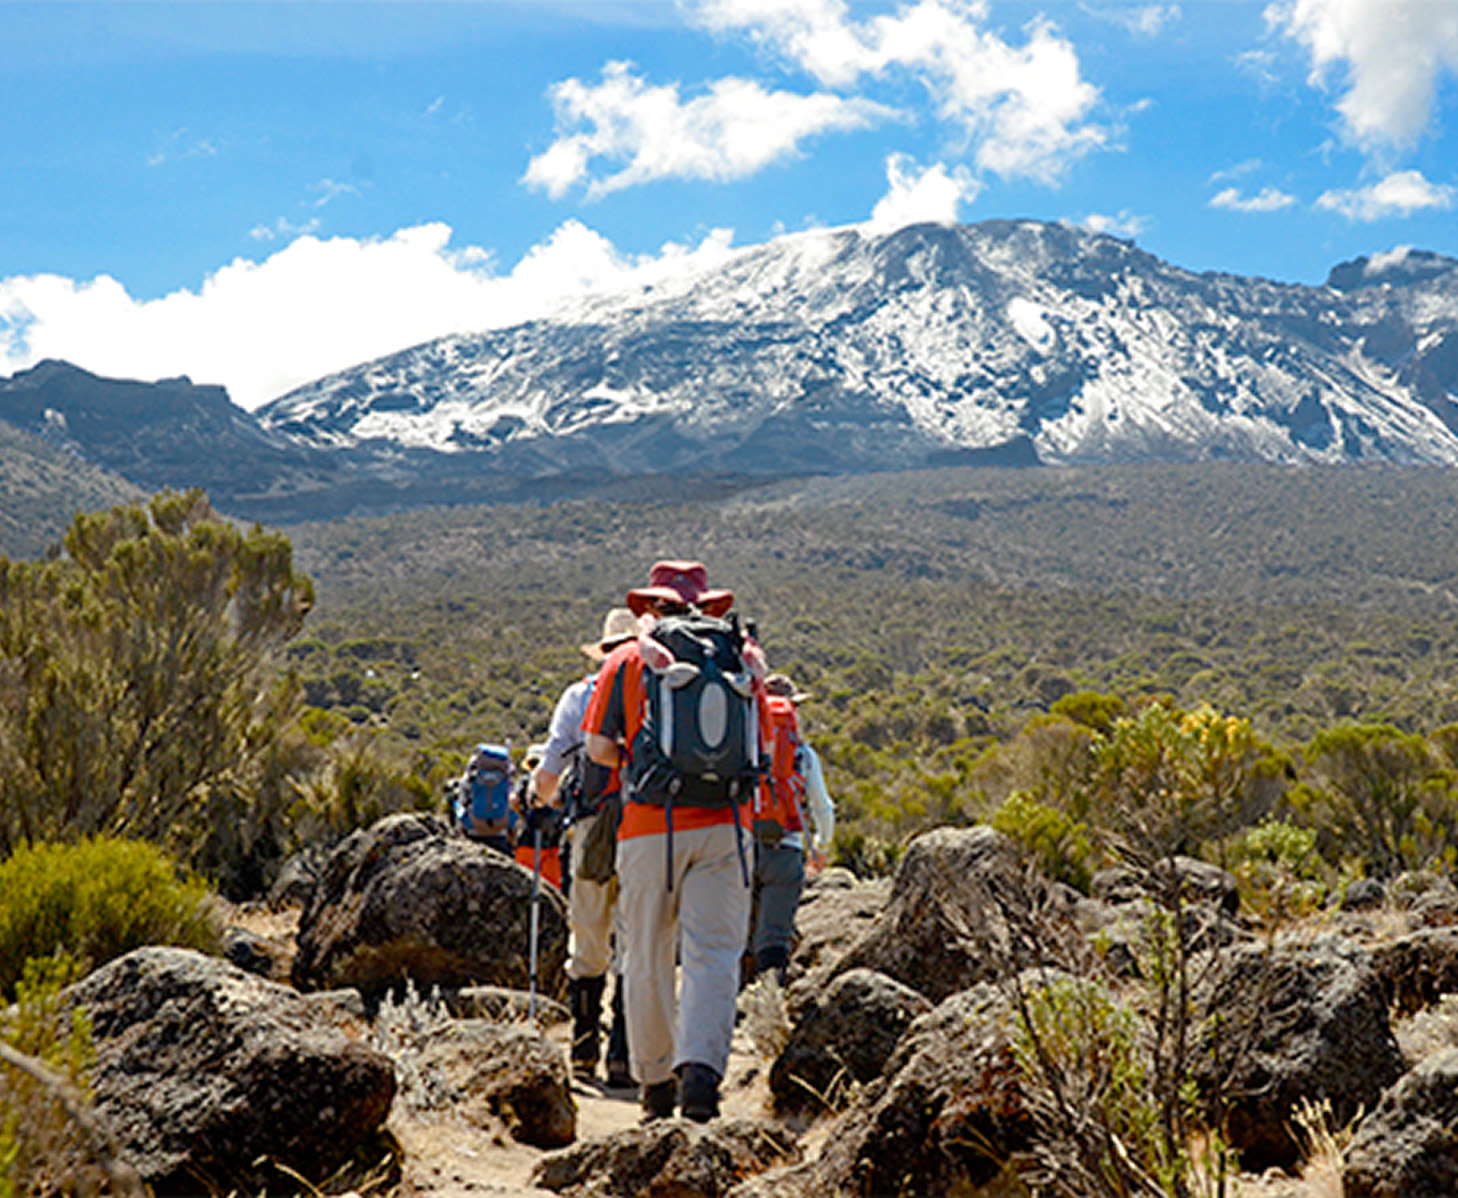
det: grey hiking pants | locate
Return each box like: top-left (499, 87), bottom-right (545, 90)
top-left (616, 822), bottom-right (752, 1086)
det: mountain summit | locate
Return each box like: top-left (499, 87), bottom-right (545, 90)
top-left (257, 220), bottom-right (1458, 474)
top-left (5, 220), bottom-right (1458, 526)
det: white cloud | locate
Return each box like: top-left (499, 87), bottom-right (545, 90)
top-left (523, 60), bottom-right (891, 198)
top-left (1082, 4), bottom-right (1182, 38)
top-left (1078, 210), bottom-right (1148, 238)
top-left (689, 0), bottom-right (1107, 184)
top-left (867, 154), bottom-right (980, 232)
top-left (1267, 0), bottom-right (1458, 153)
top-left (0, 221), bottom-right (739, 411)
top-left (1315, 169), bottom-right (1457, 221)
top-left (1209, 185), bottom-right (1298, 212)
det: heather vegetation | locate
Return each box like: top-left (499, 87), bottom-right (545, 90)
top-left (4, 465), bottom-right (1458, 1193)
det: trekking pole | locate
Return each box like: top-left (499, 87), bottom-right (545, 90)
top-left (527, 812), bottom-right (543, 1023)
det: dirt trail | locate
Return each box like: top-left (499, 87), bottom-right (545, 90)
top-left (392, 1021), bottom-right (788, 1197)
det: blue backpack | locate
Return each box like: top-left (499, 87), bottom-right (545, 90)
top-left (455, 743), bottom-right (514, 841)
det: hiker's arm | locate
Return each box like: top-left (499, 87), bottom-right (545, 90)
top-left (584, 733), bottom-right (623, 769)
top-left (533, 767), bottom-right (561, 806)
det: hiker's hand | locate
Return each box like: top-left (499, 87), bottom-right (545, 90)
top-left (807, 849), bottom-right (827, 877)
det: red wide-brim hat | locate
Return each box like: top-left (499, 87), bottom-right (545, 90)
top-left (626, 559), bottom-right (734, 618)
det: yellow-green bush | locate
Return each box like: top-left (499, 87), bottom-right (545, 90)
top-left (0, 837), bottom-right (219, 1000)
top-left (0, 954), bottom-right (109, 1198)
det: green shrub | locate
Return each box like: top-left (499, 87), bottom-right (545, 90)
top-left (991, 791), bottom-right (1094, 892)
top-left (0, 838), bottom-right (220, 1000)
top-left (0, 954), bottom-right (112, 1198)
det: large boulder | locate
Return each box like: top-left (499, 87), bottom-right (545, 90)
top-left (60, 946), bottom-right (396, 1195)
top-left (291, 813), bottom-right (568, 1002)
top-left (1193, 934), bottom-right (1405, 1171)
top-left (783, 869), bottom-right (889, 1015)
top-left (1371, 927), bottom-right (1458, 1016)
top-left (1345, 1046), bottom-right (1458, 1198)
top-left (829, 826), bottom-right (1052, 1002)
top-left (409, 1020), bottom-right (575, 1148)
top-left (769, 968), bottom-right (931, 1113)
top-left (806, 981), bottom-right (1033, 1196)
top-left (1091, 856), bottom-right (1240, 916)
top-left (533, 1118), bottom-right (801, 1197)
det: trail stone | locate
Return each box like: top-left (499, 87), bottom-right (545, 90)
top-left (1345, 1046), bottom-right (1458, 1198)
top-left (60, 946), bottom-right (395, 1195)
top-left (532, 1118), bottom-right (801, 1197)
top-left (412, 1019), bottom-right (575, 1148)
top-left (769, 968), bottom-right (931, 1113)
top-left (807, 981), bottom-right (1033, 1197)
top-left (291, 812), bottom-right (568, 1002)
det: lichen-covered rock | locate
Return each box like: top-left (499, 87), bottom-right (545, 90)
top-left (1371, 927), bottom-right (1458, 1016)
top-left (807, 982), bottom-right (1033, 1197)
top-left (410, 1019), bottom-right (575, 1148)
top-left (1092, 856), bottom-right (1240, 915)
top-left (769, 968), bottom-right (931, 1113)
top-left (291, 812), bottom-right (568, 1002)
top-left (1193, 933), bottom-right (1405, 1170)
top-left (61, 946), bottom-right (395, 1195)
top-left (829, 826), bottom-right (1050, 1002)
top-left (1345, 1046), bottom-right (1458, 1198)
top-left (533, 1118), bottom-right (800, 1197)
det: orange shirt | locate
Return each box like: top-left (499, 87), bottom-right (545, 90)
top-left (582, 636), bottom-right (769, 840)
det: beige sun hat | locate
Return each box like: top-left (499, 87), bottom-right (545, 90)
top-left (764, 673), bottom-right (811, 703)
top-left (580, 607), bottom-right (639, 661)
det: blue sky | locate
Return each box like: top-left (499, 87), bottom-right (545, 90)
top-left (2, 0), bottom-right (1457, 410)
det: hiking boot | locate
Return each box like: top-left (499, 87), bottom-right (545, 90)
top-left (640, 1078), bottom-right (677, 1122)
top-left (676, 1062), bottom-right (721, 1123)
top-left (605, 1057), bottom-right (635, 1090)
top-left (568, 974), bottom-right (606, 1078)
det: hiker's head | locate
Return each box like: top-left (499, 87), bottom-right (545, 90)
top-left (581, 607), bottom-right (638, 661)
top-left (764, 673), bottom-right (810, 704)
top-left (626, 560), bottom-right (733, 618)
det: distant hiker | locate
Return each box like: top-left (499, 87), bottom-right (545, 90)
top-left (533, 608), bottom-right (639, 1087)
top-left (513, 743), bottom-right (564, 890)
top-left (583, 560), bottom-right (770, 1123)
top-left (453, 741), bottom-right (515, 856)
top-left (746, 672), bottom-right (835, 986)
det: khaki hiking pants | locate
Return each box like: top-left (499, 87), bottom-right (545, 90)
top-left (616, 822), bottom-right (752, 1086)
top-left (567, 810), bottom-right (619, 981)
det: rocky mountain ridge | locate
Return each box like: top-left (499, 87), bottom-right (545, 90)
top-left (3, 220), bottom-right (1457, 525)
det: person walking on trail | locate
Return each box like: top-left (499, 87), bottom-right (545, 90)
top-left (746, 672), bottom-right (836, 987)
top-left (532, 608), bottom-right (638, 1087)
top-left (513, 743), bottom-right (565, 890)
top-left (582, 560), bottom-right (770, 1124)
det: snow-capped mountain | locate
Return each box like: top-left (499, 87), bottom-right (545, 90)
top-left (257, 219), bottom-right (1458, 472)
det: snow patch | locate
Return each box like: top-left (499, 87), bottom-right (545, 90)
top-left (1007, 298), bottom-right (1055, 352)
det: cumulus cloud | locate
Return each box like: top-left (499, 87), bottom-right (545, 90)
top-left (867, 154), bottom-right (981, 232)
top-left (688, 0), bottom-right (1108, 184)
top-left (1268, 0), bottom-right (1458, 153)
top-left (1078, 210), bottom-right (1148, 238)
top-left (1209, 185), bottom-right (1298, 212)
top-left (1315, 169), bottom-right (1456, 220)
top-left (523, 60), bottom-right (891, 198)
top-left (0, 221), bottom-right (738, 411)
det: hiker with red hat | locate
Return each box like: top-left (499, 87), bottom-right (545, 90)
top-left (582, 560), bottom-right (770, 1123)
top-left (531, 607), bottom-right (639, 1089)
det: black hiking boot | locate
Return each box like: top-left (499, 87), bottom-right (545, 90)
top-left (677, 1062), bottom-right (721, 1123)
top-left (604, 977), bottom-right (632, 1087)
top-left (568, 974), bottom-right (606, 1079)
top-left (640, 1078), bottom-right (677, 1122)
top-left (755, 945), bottom-right (790, 987)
